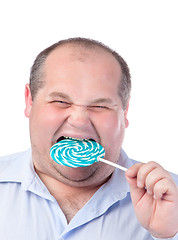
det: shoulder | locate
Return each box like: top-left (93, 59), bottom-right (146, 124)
top-left (0, 151), bottom-right (27, 162)
top-left (0, 149), bottom-right (31, 176)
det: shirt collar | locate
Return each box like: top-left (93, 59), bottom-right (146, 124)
top-left (109, 148), bottom-right (133, 194)
top-left (0, 149), bottom-right (54, 201)
top-left (91, 148), bottom-right (133, 207)
top-left (62, 149), bottom-right (133, 233)
top-left (0, 148), bottom-right (133, 198)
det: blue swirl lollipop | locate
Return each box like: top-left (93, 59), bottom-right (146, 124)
top-left (50, 138), bottom-right (105, 168)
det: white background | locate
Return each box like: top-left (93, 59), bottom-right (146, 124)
top-left (0, 0), bottom-right (177, 173)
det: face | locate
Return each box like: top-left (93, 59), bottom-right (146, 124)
top-left (25, 46), bottom-right (129, 188)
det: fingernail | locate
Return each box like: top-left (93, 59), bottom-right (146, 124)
top-left (147, 188), bottom-right (152, 195)
top-left (153, 194), bottom-right (157, 199)
top-left (137, 181), bottom-right (142, 188)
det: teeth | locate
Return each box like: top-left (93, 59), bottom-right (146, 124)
top-left (57, 136), bottom-right (96, 142)
top-left (68, 136), bottom-right (85, 140)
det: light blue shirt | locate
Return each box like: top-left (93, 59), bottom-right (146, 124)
top-left (0, 149), bottom-right (177, 240)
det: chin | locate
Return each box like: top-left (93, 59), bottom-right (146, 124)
top-left (53, 163), bottom-right (100, 186)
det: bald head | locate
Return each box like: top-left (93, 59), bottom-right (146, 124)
top-left (29, 37), bottom-right (131, 110)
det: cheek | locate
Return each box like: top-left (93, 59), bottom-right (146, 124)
top-left (94, 111), bottom-right (126, 152)
top-left (29, 105), bottom-right (66, 141)
top-left (96, 112), bottom-right (126, 162)
top-left (95, 112), bottom-right (124, 137)
top-left (37, 105), bottom-right (66, 124)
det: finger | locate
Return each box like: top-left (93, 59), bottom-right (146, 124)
top-left (153, 178), bottom-right (178, 201)
top-left (145, 168), bottom-right (172, 195)
top-left (125, 163), bottom-right (145, 191)
top-left (136, 161), bottom-right (164, 189)
top-left (125, 163), bottom-right (147, 205)
top-left (126, 163), bottom-right (144, 182)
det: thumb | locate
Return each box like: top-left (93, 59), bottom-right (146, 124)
top-left (125, 163), bottom-right (147, 205)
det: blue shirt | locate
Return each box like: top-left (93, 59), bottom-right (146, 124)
top-left (0, 149), bottom-right (177, 240)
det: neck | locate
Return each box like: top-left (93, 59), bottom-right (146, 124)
top-left (36, 170), bottom-right (102, 223)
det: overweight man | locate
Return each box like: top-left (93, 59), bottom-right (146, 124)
top-left (0, 37), bottom-right (178, 239)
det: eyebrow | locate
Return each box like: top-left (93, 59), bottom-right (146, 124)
top-left (48, 91), bottom-right (115, 105)
top-left (49, 92), bottom-right (72, 101)
top-left (90, 98), bottom-right (114, 105)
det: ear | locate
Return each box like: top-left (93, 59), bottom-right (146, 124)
top-left (124, 98), bottom-right (130, 128)
top-left (24, 84), bottom-right (33, 118)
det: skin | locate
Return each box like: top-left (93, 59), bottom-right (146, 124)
top-left (25, 44), bottom-right (178, 237)
top-left (25, 46), bottom-right (128, 188)
top-left (126, 162), bottom-right (178, 238)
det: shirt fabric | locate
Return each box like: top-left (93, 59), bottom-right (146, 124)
top-left (0, 149), bottom-right (177, 240)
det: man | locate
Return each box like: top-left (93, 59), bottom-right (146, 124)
top-left (0, 37), bottom-right (177, 239)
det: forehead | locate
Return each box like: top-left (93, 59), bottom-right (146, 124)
top-left (38, 45), bottom-right (123, 105)
top-left (41, 45), bottom-right (122, 100)
top-left (45, 44), bottom-right (122, 73)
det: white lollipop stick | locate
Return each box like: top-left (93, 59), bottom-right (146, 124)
top-left (99, 158), bottom-right (128, 172)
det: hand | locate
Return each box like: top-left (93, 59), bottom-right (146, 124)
top-left (125, 161), bottom-right (178, 238)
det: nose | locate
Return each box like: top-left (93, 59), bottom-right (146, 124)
top-left (67, 105), bottom-right (91, 129)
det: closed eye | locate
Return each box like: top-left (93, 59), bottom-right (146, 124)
top-left (92, 105), bottom-right (108, 108)
top-left (88, 105), bottom-right (109, 111)
top-left (50, 100), bottom-right (71, 108)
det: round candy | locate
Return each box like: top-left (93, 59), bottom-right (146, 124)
top-left (50, 138), bottom-right (105, 168)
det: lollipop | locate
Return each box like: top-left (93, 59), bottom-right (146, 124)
top-left (50, 137), bottom-right (105, 168)
top-left (50, 137), bottom-right (127, 171)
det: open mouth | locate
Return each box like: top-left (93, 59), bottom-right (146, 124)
top-left (56, 136), bottom-right (96, 143)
